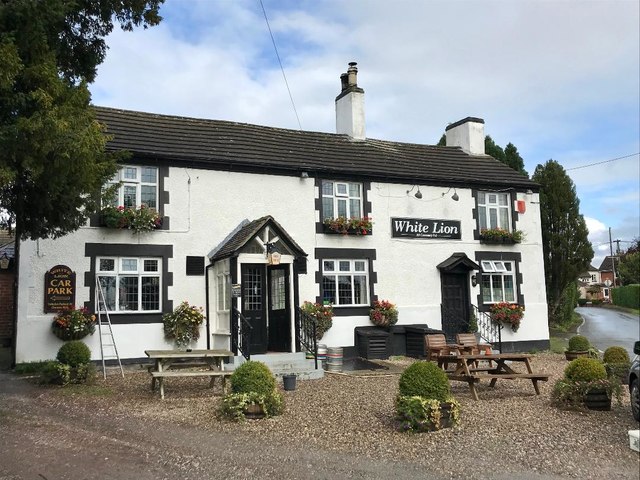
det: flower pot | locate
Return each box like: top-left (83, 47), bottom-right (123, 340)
top-left (565, 351), bottom-right (589, 361)
top-left (282, 374), bottom-right (297, 391)
top-left (584, 388), bottom-right (612, 411)
top-left (243, 403), bottom-right (266, 419)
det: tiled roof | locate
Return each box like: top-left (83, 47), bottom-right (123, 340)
top-left (598, 256), bottom-right (618, 271)
top-left (94, 107), bottom-right (539, 191)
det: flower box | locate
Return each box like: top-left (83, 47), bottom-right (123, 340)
top-left (100, 205), bottom-right (162, 233)
top-left (323, 217), bottom-right (372, 235)
top-left (489, 302), bottom-right (524, 332)
top-left (479, 228), bottom-right (523, 244)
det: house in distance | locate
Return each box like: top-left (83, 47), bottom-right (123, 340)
top-left (15, 63), bottom-right (549, 365)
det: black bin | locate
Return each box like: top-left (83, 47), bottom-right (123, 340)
top-left (405, 325), bottom-right (443, 358)
top-left (354, 327), bottom-right (391, 359)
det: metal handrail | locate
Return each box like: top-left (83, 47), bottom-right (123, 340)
top-left (296, 307), bottom-right (318, 370)
top-left (471, 304), bottom-right (503, 353)
top-left (231, 308), bottom-right (252, 360)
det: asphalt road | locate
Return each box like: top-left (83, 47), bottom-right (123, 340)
top-left (576, 306), bottom-right (640, 356)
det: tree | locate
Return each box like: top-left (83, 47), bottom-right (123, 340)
top-left (533, 160), bottom-right (594, 325)
top-left (0, 0), bottom-right (163, 240)
top-left (617, 238), bottom-right (640, 285)
top-left (504, 143), bottom-right (528, 177)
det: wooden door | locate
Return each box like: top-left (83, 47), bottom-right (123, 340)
top-left (267, 265), bottom-right (291, 351)
top-left (440, 272), bottom-right (470, 341)
top-left (241, 264), bottom-right (267, 354)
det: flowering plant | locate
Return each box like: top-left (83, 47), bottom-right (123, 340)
top-left (323, 216), bottom-right (372, 235)
top-left (163, 301), bottom-right (205, 347)
top-left (489, 302), bottom-right (524, 332)
top-left (51, 307), bottom-right (96, 341)
top-left (479, 228), bottom-right (523, 243)
top-left (301, 301), bottom-right (333, 340)
top-left (102, 204), bottom-right (162, 233)
top-left (369, 299), bottom-right (399, 328)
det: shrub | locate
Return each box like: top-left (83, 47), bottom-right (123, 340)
top-left (396, 395), bottom-right (460, 432)
top-left (603, 346), bottom-right (630, 364)
top-left (163, 301), bottom-right (205, 347)
top-left (611, 284), bottom-right (640, 309)
top-left (577, 298), bottom-right (587, 306)
top-left (230, 361), bottom-right (277, 396)
top-left (567, 335), bottom-right (590, 352)
top-left (57, 341), bottom-right (91, 367)
top-left (219, 391), bottom-right (284, 421)
top-left (40, 361), bottom-right (71, 385)
top-left (590, 299), bottom-right (603, 305)
top-left (564, 357), bottom-right (606, 383)
top-left (398, 361), bottom-right (450, 402)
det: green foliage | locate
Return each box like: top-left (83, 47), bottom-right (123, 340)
top-left (552, 377), bottom-right (623, 409)
top-left (603, 346), bottom-right (630, 364)
top-left (398, 361), bottom-right (450, 402)
top-left (395, 395), bottom-right (460, 432)
top-left (102, 205), bottom-right (162, 233)
top-left (533, 160), bottom-right (593, 325)
top-left (323, 216), bottom-right (372, 235)
top-left (40, 360), bottom-right (95, 385)
top-left (617, 239), bottom-right (640, 286)
top-left (0, 0), bottom-right (162, 240)
top-left (611, 284), bottom-right (640, 309)
top-left (552, 282), bottom-right (579, 326)
top-left (567, 335), bottom-right (590, 352)
top-left (219, 390), bottom-right (284, 421)
top-left (300, 301), bottom-right (333, 340)
top-left (14, 361), bottom-right (51, 375)
top-left (564, 357), bottom-right (606, 382)
top-left (577, 298), bottom-right (587, 306)
top-left (56, 341), bottom-right (91, 367)
top-left (504, 143), bottom-right (528, 177)
top-left (230, 361), bottom-right (277, 396)
top-left (162, 301), bottom-right (205, 347)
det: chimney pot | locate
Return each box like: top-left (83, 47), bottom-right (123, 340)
top-left (347, 62), bottom-right (358, 87)
top-left (340, 73), bottom-right (348, 92)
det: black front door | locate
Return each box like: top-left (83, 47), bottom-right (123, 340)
top-left (241, 264), bottom-right (268, 354)
top-left (267, 265), bottom-right (290, 352)
top-left (440, 272), bottom-right (470, 341)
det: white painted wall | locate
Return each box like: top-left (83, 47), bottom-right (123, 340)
top-left (335, 91), bottom-right (366, 140)
top-left (445, 120), bottom-right (485, 155)
top-left (16, 167), bottom-right (548, 363)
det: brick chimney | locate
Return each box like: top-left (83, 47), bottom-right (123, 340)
top-left (335, 62), bottom-right (365, 140)
top-left (445, 117), bottom-right (485, 155)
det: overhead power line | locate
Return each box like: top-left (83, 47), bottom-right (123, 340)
top-left (566, 152), bottom-right (639, 171)
top-left (259, 0), bottom-right (302, 130)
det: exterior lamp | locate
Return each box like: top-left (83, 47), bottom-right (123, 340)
top-left (451, 189), bottom-right (459, 201)
top-left (406, 185), bottom-right (422, 199)
top-left (471, 274), bottom-right (478, 287)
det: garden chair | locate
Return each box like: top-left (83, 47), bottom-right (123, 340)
top-left (456, 333), bottom-right (493, 367)
top-left (424, 334), bottom-right (461, 364)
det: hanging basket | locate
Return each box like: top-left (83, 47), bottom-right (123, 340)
top-left (52, 323), bottom-right (94, 341)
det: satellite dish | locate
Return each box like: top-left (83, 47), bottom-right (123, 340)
top-left (604, 279), bottom-right (612, 287)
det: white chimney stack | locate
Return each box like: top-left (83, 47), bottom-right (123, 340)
top-left (335, 62), bottom-right (366, 140)
top-left (445, 117), bottom-right (485, 155)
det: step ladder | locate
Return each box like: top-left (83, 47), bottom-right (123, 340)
top-left (95, 276), bottom-right (124, 379)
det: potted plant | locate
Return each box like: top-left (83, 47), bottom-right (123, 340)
top-left (489, 302), bottom-right (524, 332)
top-left (552, 357), bottom-right (622, 411)
top-left (479, 228), bottom-right (524, 244)
top-left (565, 334), bottom-right (591, 361)
top-left (300, 301), bottom-right (333, 340)
top-left (101, 204), bottom-right (162, 233)
top-left (323, 216), bottom-right (372, 235)
top-left (51, 307), bottom-right (96, 341)
top-left (219, 360), bottom-right (284, 421)
top-left (396, 361), bottom-right (460, 432)
top-left (162, 301), bottom-right (205, 347)
top-left (602, 346), bottom-right (631, 383)
top-left (369, 299), bottom-right (399, 328)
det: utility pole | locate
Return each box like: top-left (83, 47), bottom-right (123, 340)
top-left (609, 227), bottom-right (613, 257)
top-left (614, 239), bottom-right (621, 254)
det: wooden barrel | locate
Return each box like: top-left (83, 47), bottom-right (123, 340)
top-left (327, 347), bottom-right (343, 372)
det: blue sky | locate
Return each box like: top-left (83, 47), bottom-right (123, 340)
top-left (90, 0), bottom-right (640, 268)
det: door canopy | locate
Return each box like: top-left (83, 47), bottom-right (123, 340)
top-left (436, 252), bottom-right (480, 273)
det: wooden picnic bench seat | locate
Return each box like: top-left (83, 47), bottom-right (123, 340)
top-left (425, 334), bottom-right (461, 361)
top-left (450, 372), bottom-right (549, 395)
top-left (150, 370), bottom-right (231, 399)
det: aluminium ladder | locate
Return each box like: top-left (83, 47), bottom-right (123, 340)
top-left (95, 276), bottom-right (124, 379)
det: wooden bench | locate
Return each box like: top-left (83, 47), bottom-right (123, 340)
top-left (150, 370), bottom-right (231, 399)
top-left (450, 372), bottom-right (549, 395)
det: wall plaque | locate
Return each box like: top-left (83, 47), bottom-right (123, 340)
top-left (231, 283), bottom-right (242, 298)
top-left (391, 217), bottom-right (461, 239)
top-left (44, 265), bottom-right (76, 313)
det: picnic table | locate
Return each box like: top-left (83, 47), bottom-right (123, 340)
top-left (145, 349), bottom-right (233, 399)
top-left (437, 353), bottom-right (549, 401)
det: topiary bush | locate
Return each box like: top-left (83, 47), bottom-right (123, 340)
top-left (564, 357), bottom-right (607, 383)
top-left (56, 341), bottom-right (91, 367)
top-left (567, 335), bottom-right (590, 352)
top-left (230, 361), bottom-right (277, 395)
top-left (602, 346), bottom-right (630, 364)
top-left (398, 361), bottom-right (450, 402)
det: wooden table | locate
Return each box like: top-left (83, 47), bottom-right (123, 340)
top-left (145, 349), bottom-right (233, 399)
top-left (437, 353), bottom-right (549, 401)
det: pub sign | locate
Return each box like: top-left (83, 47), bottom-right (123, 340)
top-left (391, 217), bottom-right (461, 239)
top-left (44, 265), bottom-right (76, 313)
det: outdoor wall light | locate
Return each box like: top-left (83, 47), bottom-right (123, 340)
top-left (451, 188), bottom-right (459, 201)
top-left (471, 274), bottom-right (478, 287)
top-left (406, 185), bottom-right (422, 199)
top-left (300, 171), bottom-right (309, 179)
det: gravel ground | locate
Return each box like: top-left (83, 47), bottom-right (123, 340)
top-left (1, 352), bottom-right (639, 479)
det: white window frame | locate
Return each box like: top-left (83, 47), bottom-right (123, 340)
top-left (216, 273), bottom-right (231, 313)
top-left (480, 260), bottom-right (516, 304)
top-left (321, 180), bottom-right (363, 220)
top-left (96, 256), bottom-right (162, 313)
top-left (104, 165), bottom-right (158, 209)
top-left (478, 191), bottom-right (511, 231)
top-left (321, 259), bottom-right (369, 306)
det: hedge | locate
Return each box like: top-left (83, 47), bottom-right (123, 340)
top-left (611, 284), bottom-right (640, 309)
